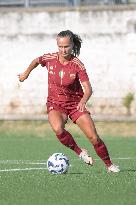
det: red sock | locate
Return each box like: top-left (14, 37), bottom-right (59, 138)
top-left (56, 130), bottom-right (82, 155)
top-left (94, 139), bottom-right (112, 167)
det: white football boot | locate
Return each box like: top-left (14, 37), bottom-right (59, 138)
top-left (107, 164), bottom-right (120, 173)
top-left (79, 149), bottom-right (93, 165)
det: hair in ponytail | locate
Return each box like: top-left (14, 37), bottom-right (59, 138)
top-left (57, 30), bottom-right (82, 57)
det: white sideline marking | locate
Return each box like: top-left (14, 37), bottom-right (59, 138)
top-left (0, 160), bottom-right (47, 164)
top-left (0, 157), bottom-right (135, 173)
top-left (0, 157), bottom-right (135, 165)
top-left (0, 157), bottom-right (135, 164)
top-left (0, 167), bottom-right (47, 173)
top-left (112, 157), bottom-right (136, 160)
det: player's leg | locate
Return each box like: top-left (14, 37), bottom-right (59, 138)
top-left (48, 109), bottom-right (82, 155)
top-left (48, 109), bottom-right (67, 135)
top-left (76, 113), bottom-right (120, 172)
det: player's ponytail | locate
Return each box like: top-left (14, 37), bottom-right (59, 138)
top-left (57, 30), bottom-right (82, 57)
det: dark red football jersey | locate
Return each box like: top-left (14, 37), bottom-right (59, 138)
top-left (38, 52), bottom-right (89, 103)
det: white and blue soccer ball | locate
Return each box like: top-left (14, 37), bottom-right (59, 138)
top-left (47, 153), bottom-right (69, 174)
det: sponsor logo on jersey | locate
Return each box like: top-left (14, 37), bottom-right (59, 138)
top-left (50, 66), bottom-right (53, 70)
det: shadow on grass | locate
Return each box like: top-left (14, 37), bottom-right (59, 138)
top-left (69, 172), bottom-right (84, 175)
top-left (120, 169), bottom-right (136, 172)
top-left (69, 169), bottom-right (136, 174)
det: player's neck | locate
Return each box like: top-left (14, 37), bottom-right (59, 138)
top-left (58, 54), bottom-right (72, 65)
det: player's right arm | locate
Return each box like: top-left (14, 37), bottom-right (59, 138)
top-left (18, 58), bottom-right (39, 82)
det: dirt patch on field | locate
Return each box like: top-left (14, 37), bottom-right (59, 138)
top-left (0, 120), bottom-right (135, 138)
top-left (65, 121), bottom-right (136, 137)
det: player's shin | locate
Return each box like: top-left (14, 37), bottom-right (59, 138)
top-left (56, 129), bottom-right (82, 155)
top-left (93, 138), bottom-right (112, 167)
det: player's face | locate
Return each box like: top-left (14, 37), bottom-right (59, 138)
top-left (57, 36), bottom-right (73, 58)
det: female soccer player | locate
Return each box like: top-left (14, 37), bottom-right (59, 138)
top-left (18, 30), bottom-right (120, 173)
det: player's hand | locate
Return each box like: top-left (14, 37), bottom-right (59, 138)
top-left (77, 100), bottom-right (86, 112)
top-left (17, 72), bottom-right (29, 82)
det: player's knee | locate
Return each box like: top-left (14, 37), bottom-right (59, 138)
top-left (88, 134), bottom-right (98, 145)
top-left (53, 124), bottom-right (64, 135)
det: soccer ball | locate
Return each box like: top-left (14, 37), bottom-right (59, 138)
top-left (47, 153), bottom-right (69, 174)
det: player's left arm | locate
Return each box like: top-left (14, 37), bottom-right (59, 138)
top-left (77, 81), bottom-right (92, 112)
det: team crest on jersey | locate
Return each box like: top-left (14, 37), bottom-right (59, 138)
top-left (70, 74), bottom-right (76, 79)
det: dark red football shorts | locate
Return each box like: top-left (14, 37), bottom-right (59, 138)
top-left (46, 101), bottom-right (90, 123)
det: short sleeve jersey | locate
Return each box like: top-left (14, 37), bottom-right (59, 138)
top-left (38, 52), bottom-right (89, 103)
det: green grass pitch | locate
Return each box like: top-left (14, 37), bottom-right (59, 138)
top-left (0, 121), bottom-right (136, 205)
